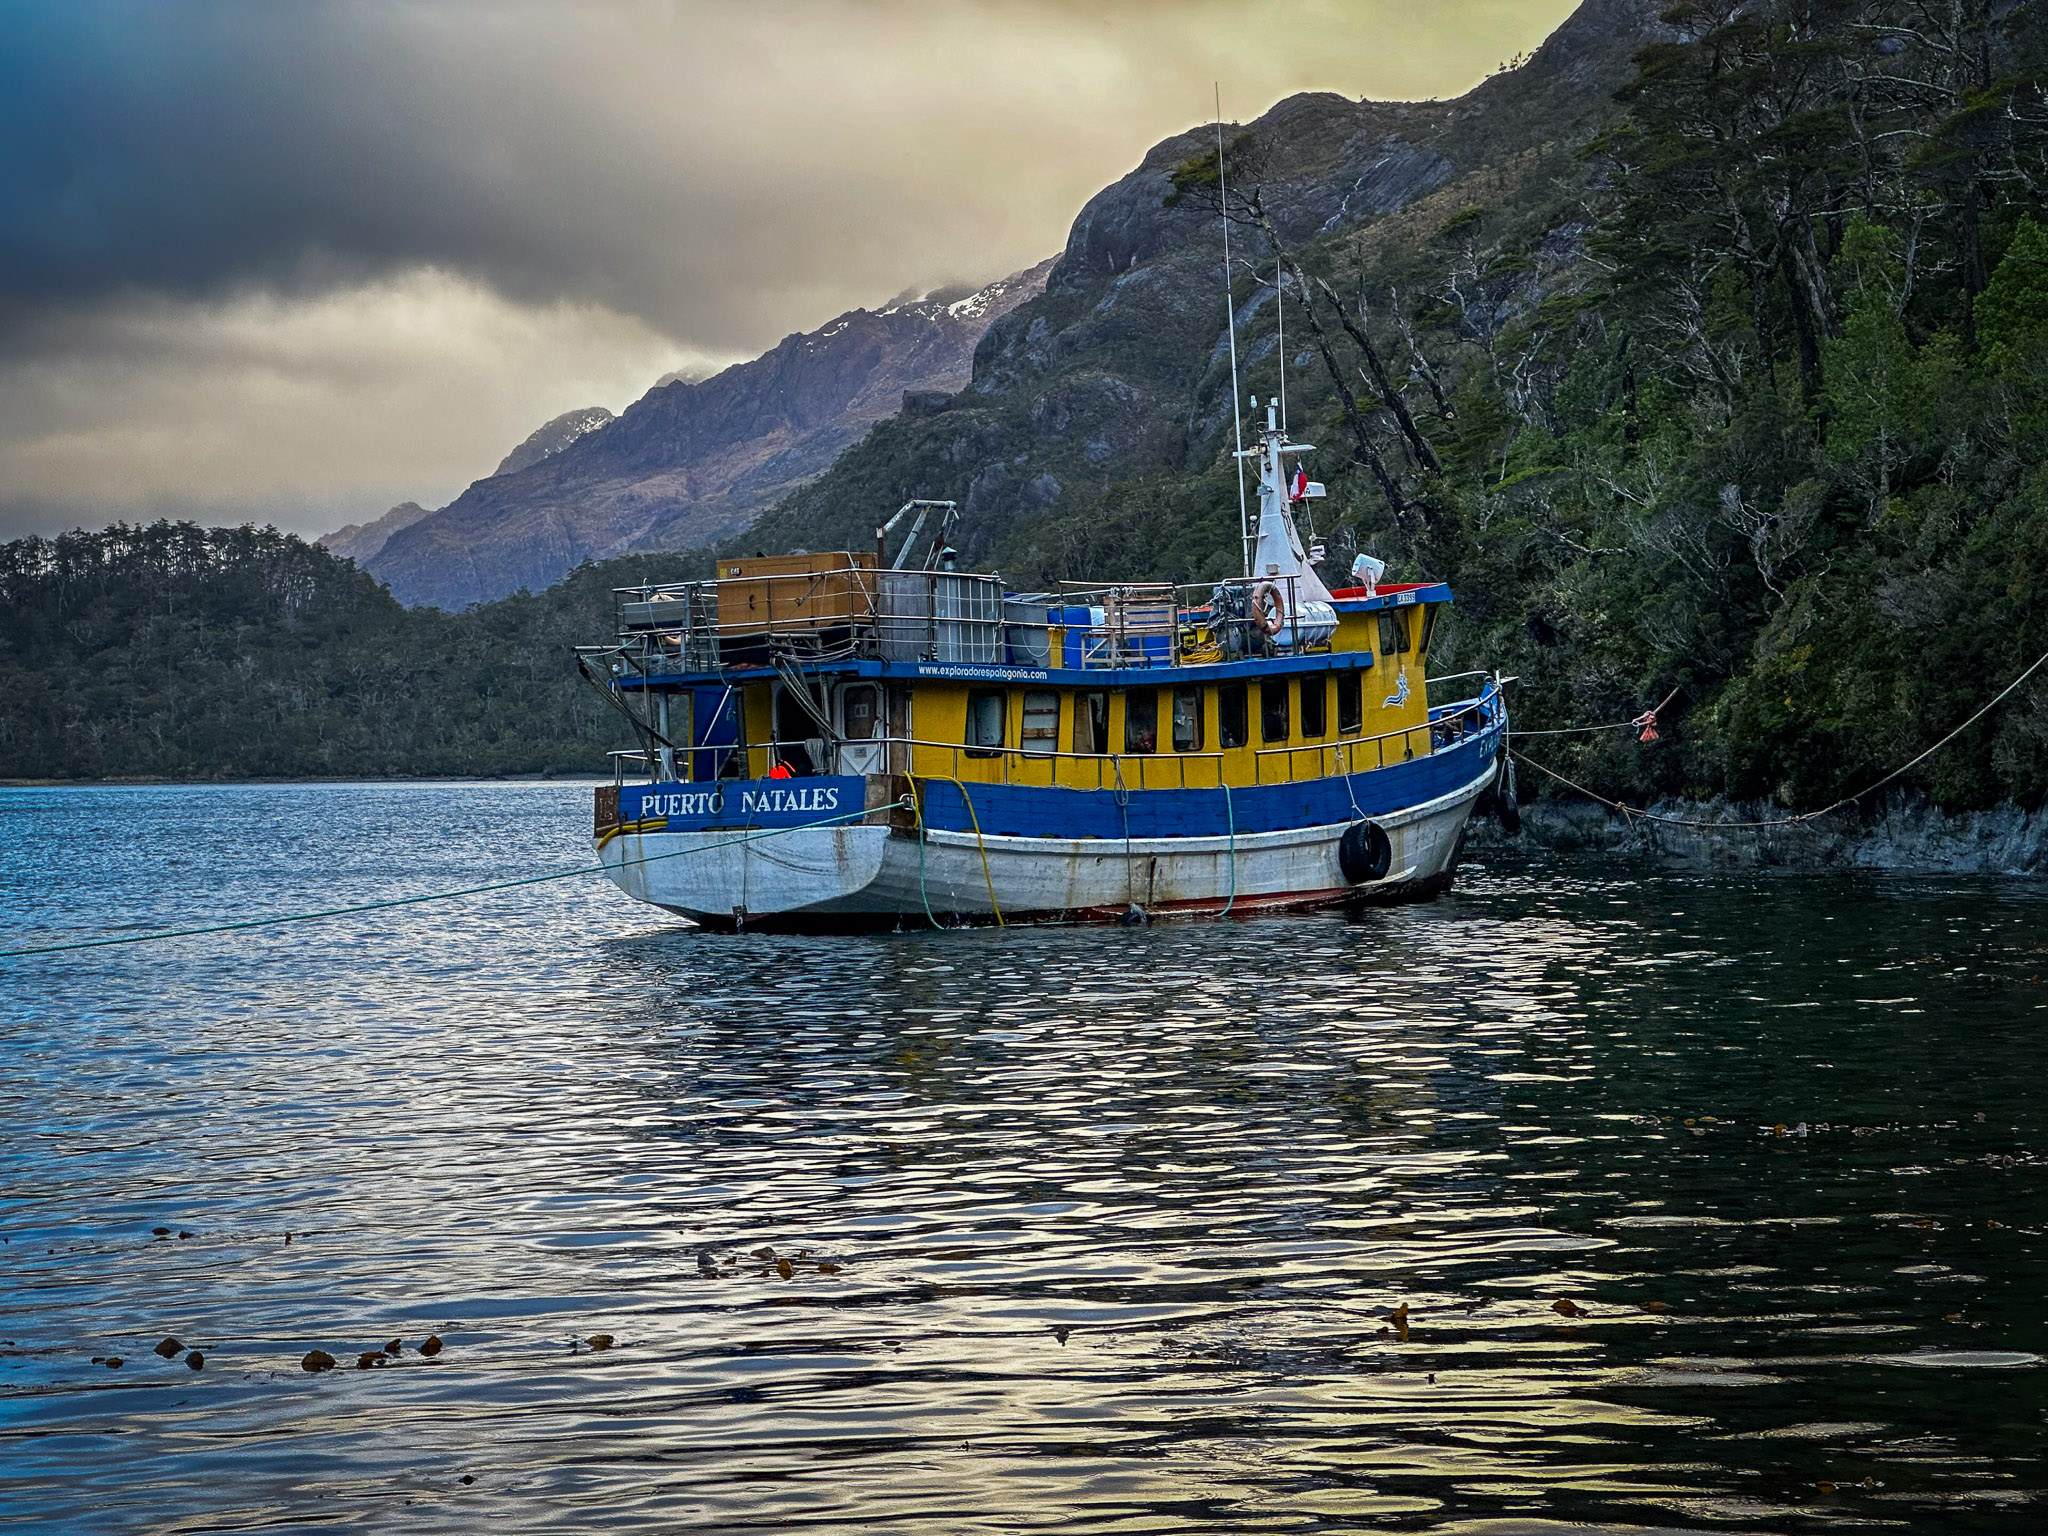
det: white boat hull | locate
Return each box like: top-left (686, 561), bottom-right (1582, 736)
top-left (597, 755), bottom-right (1501, 931)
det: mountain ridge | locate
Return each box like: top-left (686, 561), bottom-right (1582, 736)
top-left (746, 0), bottom-right (1678, 570)
top-left (359, 259), bottom-right (1053, 608)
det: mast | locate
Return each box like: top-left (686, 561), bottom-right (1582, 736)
top-left (1216, 86), bottom-right (1250, 579)
top-left (1276, 257), bottom-right (1287, 433)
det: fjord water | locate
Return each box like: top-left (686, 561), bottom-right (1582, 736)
top-left (3, 784), bottom-right (2044, 1534)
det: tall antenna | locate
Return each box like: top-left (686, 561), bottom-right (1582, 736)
top-left (1217, 84), bottom-right (1250, 578)
top-left (1275, 256), bottom-right (1287, 432)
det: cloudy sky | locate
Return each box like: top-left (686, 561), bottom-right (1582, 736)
top-left (0, 0), bottom-right (1577, 540)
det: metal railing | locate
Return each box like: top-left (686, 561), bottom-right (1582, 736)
top-left (902, 735), bottom-right (1230, 791)
top-left (607, 565), bottom-right (1370, 678)
top-left (611, 689), bottom-right (1499, 791)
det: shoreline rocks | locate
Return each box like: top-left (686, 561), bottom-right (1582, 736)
top-left (1470, 794), bottom-right (2047, 875)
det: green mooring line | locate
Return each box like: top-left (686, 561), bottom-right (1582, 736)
top-left (0, 801), bottom-right (902, 960)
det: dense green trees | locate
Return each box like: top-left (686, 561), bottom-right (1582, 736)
top-left (0, 523), bottom-right (696, 779)
top-left (1178, 0), bottom-right (2048, 812)
top-left (6, 1), bottom-right (2044, 811)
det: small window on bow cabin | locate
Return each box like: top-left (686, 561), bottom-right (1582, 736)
top-left (841, 683), bottom-right (879, 740)
top-left (964, 688), bottom-right (1006, 757)
top-left (1260, 680), bottom-right (1290, 744)
top-left (773, 682), bottom-right (825, 775)
top-left (1021, 690), bottom-right (1060, 756)
top-left (1417, 604), bottom-right (1440, 658)
top-left (1217, 682), bottom-right (1248, 749)
top-left (1377, 609), bottom-right (1411, 656)
top-left (1123, 690), bottom-right (1158, 754)
top-left (1171, 687), bottom-right (1203, 753)
top-left (1338, 671), bottom-right (1363, 736)
top-left (1299, 676), bottom-right (1326, 738)
top-left (1075, 690), bottom-right (1110, 754)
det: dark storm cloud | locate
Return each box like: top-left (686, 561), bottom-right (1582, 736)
top-left (0, 0), bottom-right (1575, 530)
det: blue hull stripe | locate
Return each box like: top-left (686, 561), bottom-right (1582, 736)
top-left (614, 716), bottom-right (1501, 840)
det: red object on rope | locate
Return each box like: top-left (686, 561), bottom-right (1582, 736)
top-left (1633, 687), bottom-right (1679, 743)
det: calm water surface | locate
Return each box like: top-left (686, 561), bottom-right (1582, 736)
top-left (2, 783), bottom-right (2045, 1534)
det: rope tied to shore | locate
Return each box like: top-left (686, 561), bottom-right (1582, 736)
top-left (1512, 647), bottom-right (2048, 833)
top-left (0, 799), bottom-right (911, 961)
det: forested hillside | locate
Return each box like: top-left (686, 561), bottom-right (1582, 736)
top-left (0, 523), bottom-right (690, 779)
top-left (6, 0), bottom-right (2045, 810)
top-left (754, 0), bottom-right (2048, 813)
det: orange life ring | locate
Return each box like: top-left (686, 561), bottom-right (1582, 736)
top-left (1249, 581), bottom-right (1286, 637)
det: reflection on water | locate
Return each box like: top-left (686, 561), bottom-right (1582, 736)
top-left (2, 783), bottom-right (2044, 1533)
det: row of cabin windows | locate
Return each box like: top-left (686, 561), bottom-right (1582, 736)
top-left (965, 671), bottom-right (1383, 757)
top-left (962, 607), bottom-right (1428, 756)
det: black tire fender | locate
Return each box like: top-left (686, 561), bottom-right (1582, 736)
top-left (1495, 756), bottom-right (1521, 836)
top-left (1338, 819), bottom-right (1392, 884)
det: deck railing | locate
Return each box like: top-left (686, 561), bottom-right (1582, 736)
top-left (608, 689), bottom-right (1500, 792)
top-left (605, 566), bottom-right (1361, 677)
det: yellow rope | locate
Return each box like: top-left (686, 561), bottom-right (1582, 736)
top-left (953, 777), bottom-right (1006, 927)
top-left (908, 771), bottom-right (1005, 925)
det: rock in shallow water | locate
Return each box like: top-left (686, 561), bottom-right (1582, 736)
top-left (301, 1350), bottom-right (336, 1373)
top-left (154, 1337), bottom-right (182, 1359)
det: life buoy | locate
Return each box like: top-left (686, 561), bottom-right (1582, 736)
top-left (1249, 581), bottom-right (1286, 637)
top-left (1338, 819), bottom-right (1392, 884)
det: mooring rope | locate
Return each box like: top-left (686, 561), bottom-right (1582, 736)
top-left (1514, 648), bottom-right (2048, 832)
top-left (907, 773), bottom-right (1004, 927)
top-left (905, 776), bottom-right (943, 930)
top-left (0, 799), bottom-right (908, 960)
top-left (1219, 781), bottom-right (1238, 917)
top-left (1508, 687), bottom-right (1679, 739)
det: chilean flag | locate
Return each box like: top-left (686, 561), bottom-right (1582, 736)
top-left (1290, 467), bottom-right (1308, 501)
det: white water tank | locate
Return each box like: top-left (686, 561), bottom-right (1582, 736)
top-left (1276, 600), bottom-right (1337, 649)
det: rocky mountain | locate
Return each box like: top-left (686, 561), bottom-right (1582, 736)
top-left (741, 0), bottom-right (2048, 821)
top-left (747, 0), bottom-right (1675, 572)
top-left (358, 261), bottom-right (1052, 608)
top-left (318, 500), bottom-right (431, 567)
top-left (493, 405), bottom-right (616, 477)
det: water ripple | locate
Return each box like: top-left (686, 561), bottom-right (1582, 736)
top-left (2, 783), bottom-right (2044, 1532)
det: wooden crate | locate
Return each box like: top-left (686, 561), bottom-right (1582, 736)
top-left (715, 552), bottom-right (878, 636)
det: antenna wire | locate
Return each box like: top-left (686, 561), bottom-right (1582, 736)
top-left (1216, 85), bottom-right (1250, 579)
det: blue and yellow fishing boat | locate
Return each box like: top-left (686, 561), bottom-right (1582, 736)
top-left (583, 403), bottom-right (1509, 930)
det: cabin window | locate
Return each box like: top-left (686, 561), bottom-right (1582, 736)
top-left (1299, 677), bottom-right (1326, 738)
top-left (1217, 683), bottom-right (1248, 749)
top-left (1172, 687), bottom-right (1203, 753)
top-left (774, 681), bottom-right (826, 775)
top-left (1338, 671), bottom-right (1362, 736)
top-left (1021, 690), bottom-right (1060, 756)
top-left (841, 683), bottom-right (880, 740)
top-left (1417, 604), bottom-right (1440, 658)
top-left (1377, 609), bottom-right (1411, 655)
top-left (1260, 680), bottom-right (1290, 744)
top-left (1075, 690), bottom-right (1110, 754)
top-left (965, 688), bottom-right (1006, 757)
top-left (1123, 690), bottom-right (1158, 754)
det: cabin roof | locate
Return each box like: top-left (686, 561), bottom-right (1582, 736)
top-left (619, 639), bottom-right (1434, 693)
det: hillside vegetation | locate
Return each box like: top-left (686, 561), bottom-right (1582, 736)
top-left (0, 523), bottom-right (697, 779)
top-left (755, 0), bottom-right (2048, 813)
top-left (6, 0), bottom-right (2045, 811)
